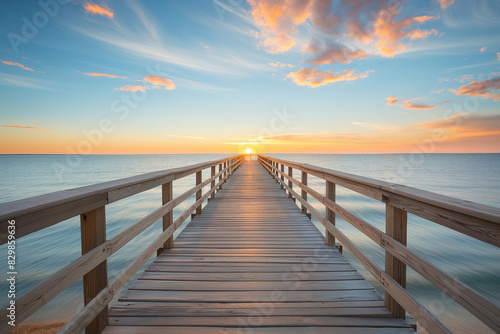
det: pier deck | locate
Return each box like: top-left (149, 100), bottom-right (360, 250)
top-left (104, 161), bottom-right (415, 333)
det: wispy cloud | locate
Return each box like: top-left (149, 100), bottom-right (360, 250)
top-left (115, 85), bottom-right (146, 92)
top-left (268, 62), bottom-right (294, 68)
top-left (83, 1), bottom-right (114, 19)
top-left (480, 46), bottom-right (487, 52)
top-left (387, 96), bottom-right (437, 110)
top-left (438, 0), bottom-right (454, 9)
top-left (82, 72), bottom-right (127, 79)
top-left (1, 60), bottom-right (35, 72)
top-left (1, 125), bottom-right (48, 131)
top-left (143, 75), bottom-right (176, 90)
top-left (450, 77), bottom-right (500, 102)
top-left (414, 15), bottom-right (440, 23)
top-left (352, 120), bottom-right (401, 132)
top-left (286, 67), bottom-right (372, 88)
top-left (166, 134), bottom-right (207, 141)
top-left (0, 72), bottom-right (51, 90)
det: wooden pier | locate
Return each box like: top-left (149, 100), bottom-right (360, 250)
top-left (1, 155), bottom-right (499, 334)
top-left (105, 160), bottom-right (413, 333)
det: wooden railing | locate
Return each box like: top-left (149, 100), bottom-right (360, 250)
top-left (258, 154), bottom-right (500, 334)
top-left (0, 155), bottom-right (244, 334)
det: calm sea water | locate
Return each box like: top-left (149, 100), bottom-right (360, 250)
top-left (1, 154), bottom-right (499, 333)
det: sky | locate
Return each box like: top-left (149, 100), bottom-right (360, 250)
top-left (0, 0), bottom-right (499, 154)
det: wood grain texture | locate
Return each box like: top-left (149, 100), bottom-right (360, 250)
top-left (105, 160), bottom-right (414, 333)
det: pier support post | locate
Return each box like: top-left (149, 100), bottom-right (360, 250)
top-left (196, 171), bottom-right (202, 215)
top-left (211, 166), bottom-right (216, 199)
top-left (301, 171), bottom-right (308, 216)
top-left (80, 206), bottom-right (108, 334)
top-left (288, 167), bottom-right (293, 198)
top-left (326, 181), bottom-right (336, 246)
top-left (385, 204), bottom-right (407, 319)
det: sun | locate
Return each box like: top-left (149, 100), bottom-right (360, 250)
top-left (245, 148), bottom-right (252, 154)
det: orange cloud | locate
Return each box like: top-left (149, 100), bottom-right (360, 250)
top-left (387, 96), bottom-right (437, 110)
top-left (248, 0), bottom-right (312, 53)
top-left (268, 62), bottom-right (294, 68)
top-left (431, 89), bottom-right (445, 94)
top-left (83, 1), bottom-right (114, 18)
top-left (451, 77), bottom-right (500, 102)
top-left (306, 39), bottom-right (366, 65)
top-left (401, 100), bottom-right (437, 110)
top-left (437, 0), bottom-right (454, 9)
top-left (386, 96), bottom-right (399, 106)
top-left (286, 67), bottom-right (371, 88)
top-left (261, 32), bottom-right (296, 54)
top-left (1, 60), bottom-right (34, 71)
top-left (115, 85), bottom-right (146, 92)
top-left (372, 3), bottom-right (415, 57)
top-left (417, 113), bottom-right (500, 136)
top-left (413, 15), bottom-right (440, 23)
top-left (83, 72), bottom-right (127, 79)
top-left (410, 28), bottom-right (439, 40)
top-left (143, 75), bottom-right (176, 90)
top-left (480, 47), bottom-right (487, 52)
top-left (1, 125), bottom-right (48, 131)
top-left (497, 52), bottom-right (500, 61)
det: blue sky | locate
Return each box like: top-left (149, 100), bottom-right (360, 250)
top-left (0, 0), bottom-right (499, 153)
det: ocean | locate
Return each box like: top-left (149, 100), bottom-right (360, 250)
top-left (1, 154), bottom-right (499, 333)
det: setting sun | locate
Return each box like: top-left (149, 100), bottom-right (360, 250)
top-left (246, 148), bottom-right (252, 154)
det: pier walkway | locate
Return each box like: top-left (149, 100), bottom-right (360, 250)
top-left (104, 161), bottom-right (414, 333)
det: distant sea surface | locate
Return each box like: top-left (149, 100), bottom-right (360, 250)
top-left (1, 154), bottom-right (499, 333)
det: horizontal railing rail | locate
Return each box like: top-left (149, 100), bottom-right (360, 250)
top-left (0, 155), bottom-right (244, 334)
top-left (258, 154), bottom-right (500, 334)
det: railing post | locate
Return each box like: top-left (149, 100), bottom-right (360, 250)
top-left (301, 171), bottom-right (308, 215)
top-left (210, 166), bottom-right (216, 199)
top-left (287, 166), bottom-right (293, 198)
top-left (196, 171), bottom-right (202, 215)
top-left (218, 163), bottom-right (223, 189)
top-left (385, 204), bottom-right (407, 319)
top-left (326, 181), bottom-right (336, 246)
top-left (280, 164), bottom-right (285, 189)
top-left (80, 206), bottom-right (108, 334)
top-left (162, 181), bottom-right (173, 251)
top-left (223, 162), bottom-right (227, 182)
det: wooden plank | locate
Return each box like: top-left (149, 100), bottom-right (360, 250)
top-left (80, 206), bottom-right (108, 334)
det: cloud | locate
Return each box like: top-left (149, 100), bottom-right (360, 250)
top-left (166, 134), bottom-right (207, 141)
top-left (305, 39), bottom-right (366, 65)
top-left (267, 62), bottom-right (294, 68)
top-left (437, 0), bottom-right (454, 9)
top-left (1, 125), bottom-right (48, 131)
top-left (0, 72), bottom-right (52, 90)
top-left (480, 47), bottom-right (487, 52)
top-left (497, 52), bottom-right (500, 61)
top-left (1, 60), bottom-right (34, 71)
top-left (431, 89), bottom-right (445, 94)
top-left (450, 77), bottom-right (500, 101)
top-left (416, 113), bottom-right (500, 135)
top-left (247, 0), bottom-right (312, 53)
top-left (401, 100), bottom-right (437, 110)
top-left (414, 15), bottom-right (440, 23)
top-left (286, 67), bottom-right (371, 88)
top-left (386, 96), bottom-right (399, 106)
top-left (410, 28), bottom-right (439, 40)
top-left (83, 1), bottom-right (114, 18)
top-left (82, 72), bottom-right (127, 79)
top-left (352, 120), bottom-right (401, 132)
top-left (387, 96), bottom-right (437, 109)
top-left (115, 85), bottom-right (146, 92)
top-left (143, 75), bottom-right (176, 90)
